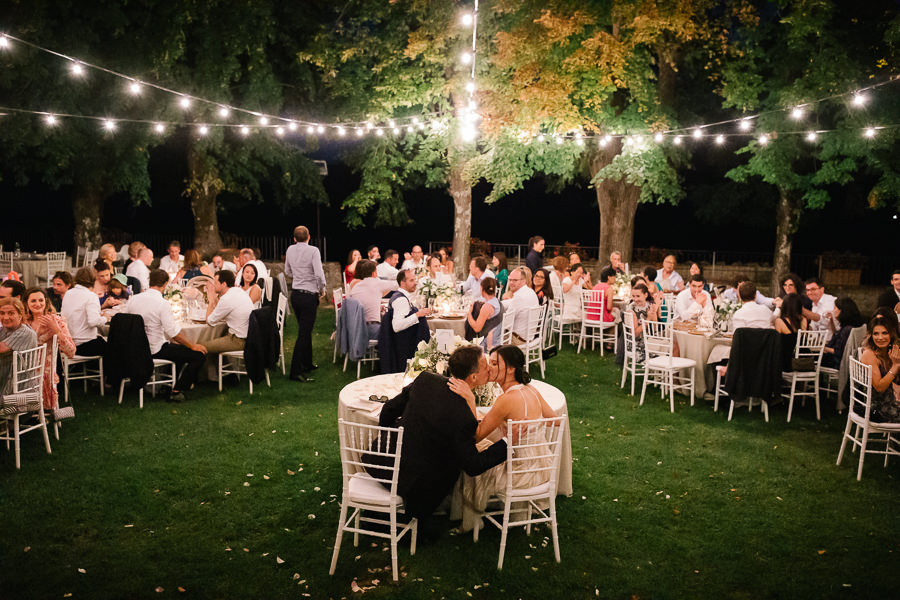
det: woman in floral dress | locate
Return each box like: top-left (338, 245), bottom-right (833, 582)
top-left (23, 287), bottom-right (76, 412)
top-left (626, 283), bottom-right (660, 363)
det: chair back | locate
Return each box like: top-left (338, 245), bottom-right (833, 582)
top-left (848, 356), bottom-right (873, 422)
top-left (12, 345), bottom-right (46, 394)
top-left (337, 419), bottom-right (404, 496)
top-left (333, 288), bottom-right (344, 328)
top-left (642, 319), bottom-right (673, 359)
top-left (793, 329), bottom-right (827, 365)
top-left (0, 251), bottom-right (13, 275)
top-left (622, 314), bottom-right (638, 360)
top-left (525, 304), bottom-right (546, 344)
top-left (498, 310), bottom-right (515, 345)
top-left (275, 294), bottom-right (288, 338)
top-left (83, 249), bottom-right (99, 267)
top-left (75, 246), bottom-right (88, 268)
top-left (659, 293), bottom-right (675, 322)
top-left (502, 415), bottom-right (567, 497)
top-left (46, 252), bottom-right (67, 281)
top-left (580, 288), bottom-right (607, 323)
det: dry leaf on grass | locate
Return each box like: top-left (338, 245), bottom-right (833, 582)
top-left (77, 568), bottom-right (86, 574)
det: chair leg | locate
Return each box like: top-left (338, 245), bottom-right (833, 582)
top-left (728, 400), bottom-right (735, 421)
top-left (390, 509), bottom-right (399, 582)
top-left (762, 400), bottom-right (769, 423)
top-left (410, 517), bottom-right (417, 555)
top-left (836, 416), bottom-right (855, 466)
top-left (14, 415), bottom-right (21, 469)
top-left (138, 388), bottom-right (144, 409)
top-left (353, 510), bottom-right (360, 547)
top-left (620, 357), bottom-right (628, 389)
top-left (787, 378), bottom-right (797, 422)
top-left (265, 370), bottom-right (271, 387)
top-left (668, 371), bottom-right (675, 413)
top-left (497, 501), bottom-right (511, 570)
top-left (329, 502), bottom-right (349, 575)
top-left (343, 354), bottom-right (349, 373)
top-left (689, 369), bottom-right (695, 407)
top-left (218, 354), bottom-right (224, 392)
top-left (857, 426), bottom-right (870, 481)
top-left (98, 358), bottom-right (104, 396)
top-left (639, 369), bottom-right (649, 406)
top-left (39, 408), bottom-right (51, 454)
top-left (550, 499), bottom-right (561, 563)
top-left (118, 380), bottom-right (126, 405)
top-left (814, 377), bottom-right (821, 420)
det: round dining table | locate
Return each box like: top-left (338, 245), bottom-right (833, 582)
top-left (427, 314), bottom-right (468, 338)
top-left (338, 372), bottom-right (573, 528)
top-left (672, 328), bottom-right (733, 398)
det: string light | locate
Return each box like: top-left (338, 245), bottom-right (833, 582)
top-left (853, 94), bottom-right (867, 107)
top-left (0, 35), bottom-right (9, 49)
top-left (288, 121), bottom-right (297, 131)
top-left (758, 134), bottom-right (769, 145)
top-left (465, 82), bottom-right (475, 94)
top-left (198, 125), bottom-right (209, 136)
top-left (715, 134), bottom-right (725, 145)
top-left (673, 136), bottom-right (682, 145)
top-left (537, 134), bottom-right (545, 142)
top-left (790, 106), bottom-right (805, 120)
top-left (864, 127), bottom-right (876, 138)
top-left (806, 131), bottom-right (818, 142)
top-left (461, 13), bottom-right (474, 26)
top-left (240, 126), bottom-right (250, 136)
top-left (103, 119), bottom-right (116, 131)
top-left (218, 106), bottom-right (230, 118)
top-left (178, 96), bottom-right (191, 109)
top-left (316, 124), bottom-right (325, 134)
top-left (153, 123), bottom-right (165, 133)
top-left (461, 52), bottom-right (472, 65)
top-left (337, 126), bottom-right (346, 136)
top-left (356, 128), bottom-right (364, 137)
top-left (375, 128), bottom-right (384, 136)
top-left (275, 127), bottom-right (284, 136)
top-left (738, 119), bottom-right (752, 131)
top-left (128, 81), bottom-right (142, 95)
top-left (306, 125), bottom-right (314, 134)
top-left (69, 61), bottom-right (84, 77)
top-left (406, 125), bottom-right (414, 133)
top-left (259, 116), bottom-right (269, 126)
top-left (44, 114), bottom-right (57, 126)
top-left (654, 132), bottom-right (664, 143)
top-left (692, 128), bottom-right (703, 139)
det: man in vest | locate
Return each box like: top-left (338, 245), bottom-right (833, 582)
top-left (378, 269), bottom-right (433, 373)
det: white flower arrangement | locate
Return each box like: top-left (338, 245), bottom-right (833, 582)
top-left (474, 382), bottom-right (501, 408)
top-left (417, 277), bottom-right (456, 304)
top-left (406, 335), bottom-right (474, 379)
top-left (612, 271), bottom-right (632, 299)
top-left (714, 298), bottom-right (740, 330)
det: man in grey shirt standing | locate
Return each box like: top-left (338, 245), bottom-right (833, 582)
top-left (284, 225), bottom-right (326, 382)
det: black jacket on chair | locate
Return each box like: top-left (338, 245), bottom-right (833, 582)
top-left (724, 328), bottom-right (783, 403)
top-left (378, 372), bottom-right (508, 518)
top-left (245, 306), bottom-right (279, 384)
top-left (106, 313), bottom-right (153, 389)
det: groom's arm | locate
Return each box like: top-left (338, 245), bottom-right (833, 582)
top-left (453, 425), bottom-right (507, 476)
top-left (379, 385), bottom-right (410, 427)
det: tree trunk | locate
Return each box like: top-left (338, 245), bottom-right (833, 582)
top-left (72, 185), bottom-right (104, 251)
top-left (449, 165), bottom-right (472, 280)
top-left (590, 143), bottom-right (641, 267)
top-left (772, 186), bottom-right (801, 293)
top-left (186, 145), bottom-right (224, 256)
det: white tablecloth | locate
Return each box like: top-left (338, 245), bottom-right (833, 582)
top-left (14, 256), bottom-right (73, 287)
top-left (673, 330), bottom-right (732, 397)
top-left (427, 315), bottom-right (467, 338)
top-left (338, 373), bottom-right (573, 517)
top-left (178, 322), bottom-right (227, 381)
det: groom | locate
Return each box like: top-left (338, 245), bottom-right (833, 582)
top-left (378, 345), bottom-right (507, 520)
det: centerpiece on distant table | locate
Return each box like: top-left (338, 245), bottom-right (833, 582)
top-left (405, 335), bottom-right (501, 407)
top-left (713, 298), bottom-right (740, 332)
top-left (417, 277), bottom-right (458, 311)
top-left (612, 271), bottom-right (632, 300)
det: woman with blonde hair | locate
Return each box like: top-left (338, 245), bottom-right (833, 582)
top-left (98, 243), bottom-right (118, 271)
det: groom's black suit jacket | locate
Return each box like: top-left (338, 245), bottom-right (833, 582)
top-left (378, 371), bottom-right (507, 518)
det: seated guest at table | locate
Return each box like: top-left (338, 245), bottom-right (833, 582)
top-left (401, 245), bottom-right (426, 271)
top-left (722, 275), bottom-right (774, 308)
top-left (62, 267), bottom-right (108, 357)
top-left (0, 279), bottom-right (26, 300)
top-left (501, 267), bottom-right (539, 343)
top-left (23, 288), bottom-right (76, 412)
top-left (657, 255), bottom-right (684, 293)
top-left (237, 263), bottom-right (263, 307)
top-left (98, 243), bottom-right (118, 272)
top-left (731, 282), bottom-right (774, 330)
top-left (462, 256), bottom-right (495, 299)
top-left (159, 241), bottom-right (183, 274)
top-left (125, 247), bottom-right (153, 293)
top-left (689, 263), bottom-right (715, 294)
top-left (437, 247), bottom-right (454, 276)
top-left (424, 254), bottom-right (451, 285)
top-left (674, 275), bottom-right (713, 322)
top-left (126, 269), bottom-right (208, 402)
top-left (211, 254), bottom-right (237, 273)
top-left (176, 249), bottom-right (212, 282)
top-left (124, 241), bottom-right (146, 271)
top-left (822, 297), bottom-right (865, 370)
top-left (626, 283), bottom-right (660, 363)
top-left (642, 266), bottom-right (661, 292)
top-left (568, 252), bottom-right (581, 266)
top-left (344, 249), bottom-right (362, 284)
top-left (376, 249), bottom-right (400, 281)
top-left (366, 245), bottom-right (381, 262)
top-left (803, 277), bottom-right (837, 341)
top-left (100, 274), bottom-right (131, 307)
top-left (349, 259), bottom-right (397, 340)
top-left (774, 293), bottom-right (808, 372)
top-left (377, 345), bottom-right (508, 521)
top-left (872, 306), bottom-right (900, 337)
top-left (532, 267), bottom-right (554, 305)
top-left (92, 260), bottom-right (121, 310)
top-left (378, 269), bottom-right (432, 372)
top-left (547, 256), bottom-right (567, 300)
top-left (859, 316), bottom-right (900, 422)
top-left (204, 270), bottom-right (253, 354)
top-left (603, 251), bottom-right (626, 274)
top-left (239, 248), bottom-right (269, 280)
top-left (525, 236), bottom-right (545, 276)
top-left (466, 278), bottom-right (503, 348)
top-left (587, 267), bottom-right (617, 323)
top-left (562, 263), bottom-right (591, 321)
top-left (773, 273), bottom-right (812, 310)
top-left (875, 270), bottom-right (900, 312)
top-left (491, 252), bottom-right (509, 292)
top-left (48, 271), bottom-right (73, 312)
top-left (0, 298), bottom-right (39, 402)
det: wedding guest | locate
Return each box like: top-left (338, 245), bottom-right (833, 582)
top-left (520, 266), bottom-right (534, 289)
top-left (587, 267), bottom-right (617, 323)
top-left (159, 240), bottom-right (184, 274)
top-left (437, 247), bottom-right (454, 275)
top-left (625, 283), bottom-right (660, 363)
top-left (23, 287), bottom-right (76, 411)
top-left (344, 249), bottom-right (362, 284)
top-left (774, 293), bottom-right (808, 372)
top-left (211, 254), bottom-right (237, 273)
top-left (367, 245), bottom-right (381, 262)
top-left (92, 260), bottom-right (120, 310)
top-left (491, 252), bottom-right (509, 292)
top-left (872, 306), bottom-right (900, 337)
top-left (237, 263), bottom-right (263, 307)
top-left (284, 225), bottom-right (326, 383)
top-left (48, 271), bottom-right (73, 312)
top-left (466, 278), bottom-right (503, 348)
top-left (804, 277), bottom-right (837, 341)
top-left (126, 269), bottom-right (207, 402)
top-left (204, 270), bottom-right (253, 355)
top-left (859, 316), bottom-right (900, 422)
top-left (532, 268), bottom-right (554, 305)
top-left (401, 245), bottom-right (426, 271)
top-left (378, 269), bottom-right (433, 372)
top-left (722, 275), bottom-right (774, 308)
top-left (61, 267), bottom-right (108, 356)
top-left (349, 260), bottom-right (397, 340)
top-left (561, 263), bottom-right (591, 321)
top-left (604, 251), bottom-right (626, 274)
top-left (239, 248), bottom-right (269, 280)
top-left (125, 247), bottom-right (153, 293)
top-left (689, 263), bottom-right (715, 294)
top-left (98, 243), bottom-right (118, 271)
top-left (502, 267), bottom-right (539, 343)
top-left (875, 270), bottom-right (900, 312)
top-left (424, 254), bottom-right (451, 284)
top-left (525, 236), bottom-right (545, 275)
top-left (0, 298), bottom-right (39, 402)
top-left (568, 252), bottom-right (581, 266)
top-left (376, 249), bottom-right (401, 281)
top-left (656, 255), bottom-right (685, 292)
top-left (0, 280), bottom-right (26, 300)
top-left (822, 297), bottom-right (865, 369)
top-left (176, 249), bottom-right (212, 282)
top-left (642, 266), bottom-right (662, 293)
top-left (773, 273), bottom-right (812, 311)
top-left (462, 256), bottom-right (495, 299)
top-left (100, 274), bottom-right (131, 307)
top-left (377, 345), bottom-right (508, 521)
top-left (124, 241), bottom-right (146, 271)
top-left (674, 275), bottom-right (713, 322)
top-left (549, 256), bottom-right (568, 299)
top-left (731, 282), bottom-right (774, 330)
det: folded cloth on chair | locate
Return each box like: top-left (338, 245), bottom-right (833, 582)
top-left (0, 393), bottom-right (42, 416)
top-left (724, 328), bottom-right (782, 403)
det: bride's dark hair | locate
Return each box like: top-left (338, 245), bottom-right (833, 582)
top-left (490, 345), bottom-right (531, 385)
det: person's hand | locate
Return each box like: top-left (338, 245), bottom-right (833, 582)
top-left (205, 281), bottom-right (217, 298)
top-left (404, 252), bottom-right (411, 261)
top-left (193, 343), bottom-right (208, 355)
top-left (773, 297), bottom-right (783, 308)
top-left (37, 314), bottom-right (59, 333)
top-left (890, 345), bottom-right (900, 367)
top-left (697, 293), bottom-right (707, 307)
top-left (448, 377), bottom-right (476, 404)
top-left (417, 307), bottom-right (433, 317)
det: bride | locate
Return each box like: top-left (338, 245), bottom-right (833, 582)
top-left (448, 345), bottom-right (558, 530)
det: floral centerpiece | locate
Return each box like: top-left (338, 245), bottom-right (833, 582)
top-left (417, 277), bottom-right (457, 309)
top-left (713, 298), bottom-right (740, 331)
top-left (405, 336), bottom-right (500, 408)
top-left (612, 271), bottom-right (632, 300)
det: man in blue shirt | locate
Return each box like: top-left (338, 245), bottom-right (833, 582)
top-left (284, 226), bottom-right (326, 382)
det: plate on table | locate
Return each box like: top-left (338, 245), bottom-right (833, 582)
top-left (439, 313), bottom-right (466, 320)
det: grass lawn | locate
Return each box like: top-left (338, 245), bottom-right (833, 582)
top-left (2, 306), bottom-right (899, 599)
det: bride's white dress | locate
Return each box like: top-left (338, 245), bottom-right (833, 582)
top-left (460, 383), bottom-right (553, 532)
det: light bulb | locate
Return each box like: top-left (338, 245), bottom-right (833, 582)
top-left (758, 134), bottom-right (769, 145)
top-left (44, 114), bottom-right (57, 126)
top-left (288, 122), bottom-right (298, 131)
top-left (392, 127), bottom-right (400, 134)
top-left (417, 123), bottom-right (425, 130)
top-left (407, 125), bottom-right (414, 133)
top-left (461, 13), bottom-right (474, 26)
top-left (366, 121), bottom-right (373, 130)
top-left (790, 106), bottom-right (804, 120)
top-left (852, 94), bottom-right (867, 107)
top-left (864, 127), bottom-right (876, 138)
top-left (715, 134), bottom-right (725, 145)
top-left (468, 100), bottom-right (477, 111)
top-left (375, 128), bottom-right (384, 136)
top-left (461, 52), bottom-right (472, 65)
top-left (316, 125), bottom-right (325, 133)
top-left (70, 62), bottom-right (84, 76)
top-left (654, 132), bottom-right (664, 143)
top-left (806, 131), bottom-right (817, 142)
top-left (129, 81), bottom-right (142, 95)
top-left (103, 119), bottom-right (116, 131)
top-left (275, 127), bottom-right (285, 136)
top-left (555, 136), bottom-right (563, 145)
top-left (154, 123), bottom-right (165, 133)
top-left (412, 117), bottom-right (419, 124)
top-left (603, 135), bottom-right (612, 145)
top-left (673, 136), bottom-right (682, 145)
top-left (388, 120), bottom-right (395, 128)
top-left (337, 126), bottom-right (346, 136)
top-left (576, 138), bottom-right (584, 146)
top-left (259, 116), bottom-right (269, 126)
top-left (575, 132), bottom-right (583, 140)
top-left (0, 35), bottom-right (9, 49)
top-left (306, 126), bottom-right (314, 134)
top-left (692, 128), bottom-right (703, 139)
top-left (356, 128), bottom-right (364, 137)
top-left (537, 134), bottom-right (545, 142)
top-left (460, 125), bottom-right (477, 142)
top-left (240, 126), bottom-right (250, 136)
top-left (465, 81), bottom-right (475, 93)
top-left (218, 107), bottom-right (230, 118)
top-left (198, 125), bottom-right (209, 136)
top-left (738, 119), bottom-right (752, 131)
top-left (598, 137), bottom-right (607, 147)
top-left (179, 97), bottom-right (191, 109)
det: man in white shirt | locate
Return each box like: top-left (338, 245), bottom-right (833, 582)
top-left (125, 247), bottom-right (153, 293)
top-left (657, 255), bottom-right (685, 293)
top-left (376, 249), bottom-right (400, 281)
top-left (501, 267), bottom-right (539, 343)
top-left (348, 260), bottom-right (398, 339)
top-left (674, 275), bottom-right (714, 322)
top-left (722, 274), bottom-right (775, 308)
top-left (204, 270), bottom-right (254, 354)
top-left (462, 256), bottom-right (495, 299)
top-left (126, 269), bottom-right (208, 401)
top-left (401, 245), bottom-right (426, 271)
top-left (239, 248), bottom-right (269, 280)
top-left (805, 277), bottom-right (837, 342)
top-left (61, 267), bottom-right (109, 356)
top-left (211, 255), bottom-right (237, 273)
top-left (158, 241), bottom-right (184, 274)
top-left (391, 269), bottom-right (433, 334)
top-left (379, 269), bottom-right (433, 372)
top-left (731, 282), bottom-right (774, 330)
